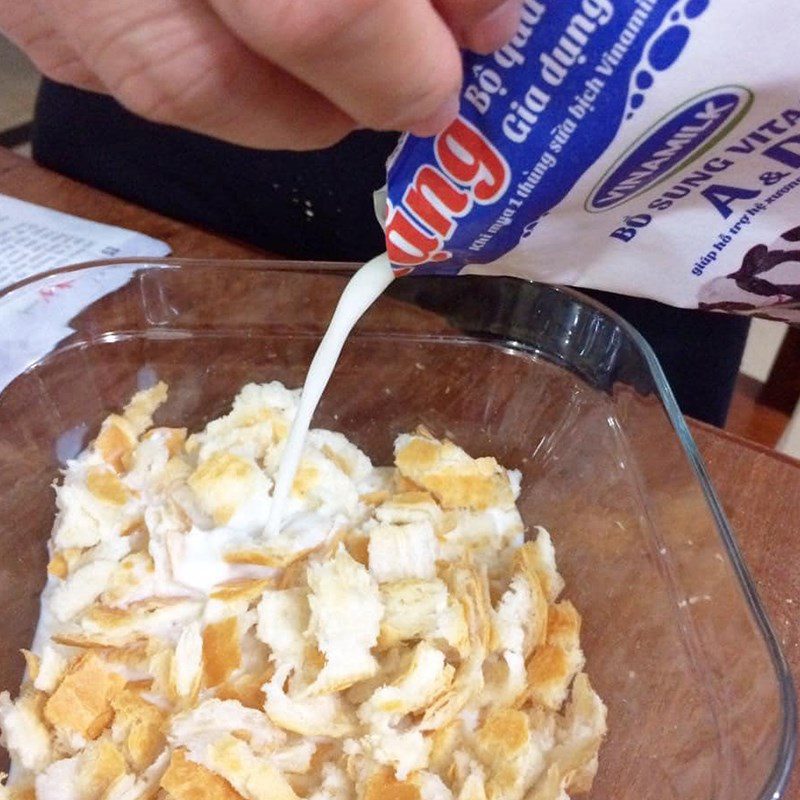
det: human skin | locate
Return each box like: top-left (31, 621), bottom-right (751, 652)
top-left (0, 0), bottom-right (523, 149)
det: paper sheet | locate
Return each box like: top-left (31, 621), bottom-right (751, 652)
top-left (0, 193), bottom-right (170, 285)
top-left (0, 193), bottom-right (172, 392)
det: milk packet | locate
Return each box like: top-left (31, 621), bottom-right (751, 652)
top-left (380, 0), bottom-right (800, 322)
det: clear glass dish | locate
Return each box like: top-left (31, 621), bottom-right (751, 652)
top-left (0, 259), bottom-right (794, 800)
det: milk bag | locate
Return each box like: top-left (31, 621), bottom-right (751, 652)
top-left (381, 0), bottom-right (800, 321)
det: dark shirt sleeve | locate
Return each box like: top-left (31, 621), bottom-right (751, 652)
top-left (33, 78), bottom-right (398, 263)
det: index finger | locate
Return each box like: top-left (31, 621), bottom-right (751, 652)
top-left (435, 0), bottom-right (525, 53)
top-left (207, 0), bottom-right (464, 135)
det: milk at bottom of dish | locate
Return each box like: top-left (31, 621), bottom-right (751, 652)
top-left (265, 253), bottom-right (395, 537)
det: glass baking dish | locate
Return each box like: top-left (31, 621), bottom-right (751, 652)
top-left (0, 259), bottom-right (794, 800)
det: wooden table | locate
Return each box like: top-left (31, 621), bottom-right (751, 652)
top-left (0, 148), bottom-right (797, 795)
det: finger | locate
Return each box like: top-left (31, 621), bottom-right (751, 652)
top-left (466, 0), bottom-right (524, 53)
top-left (0, 0), bottom-right (104, 92)
top-left (206, 0), bottom-right (463, 135)
top-left (436, 0), bottom-right (525, 54)
top-left (38, 0), bottom-right (354, 150)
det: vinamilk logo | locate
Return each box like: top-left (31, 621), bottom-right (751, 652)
top-left (586, 86), bottom-right (753, 213)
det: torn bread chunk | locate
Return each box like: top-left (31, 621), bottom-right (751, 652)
top-left (187, 381), bottom-right (297, 463)
top-left (169, 702), bottom-right (312, 795)
top-left (346, 725), bottom-right (431, 782)
top-left (119, 383), bottom-right (168, 437)
top-left (196, 734), bottom-right (299, 800)
top-left (378, 579), bottom-right (468, 654)
top-left (188, 452), bottom-right (272, 528)
top-left (277, 444), bottom-right (361, 521)
top-left (0, 691), bottom-right (51, 772)
top-left (169, 698), bottom-right (285, 755)
top-left (43, 652), bottom-right (125, 740)
top-left (52, 465), bottom-right (141, 551)
top-left (95, 414), bottom-right (138, 474)
top-left (273, 429), bottom-right (374, 521)
top-left (102, 749), bottom-right (170, 800)
top-left (33, 646), bottom-right (68, 694)
top-left (79, 597), bottom-right (203, 647)
top-left (524, 528), bottom-right (565, 603)
top-left (374, 492), bottom-right (443, 529)
top-left (306, 430), bottom-right (373, 483)
top-left (522, 601), bottom-right (585, 711)
top-left (494, 573), bottom-right (546, 659)
top-left (172, 621), bottom-right (203, 700)
top-left (256, 588), bottom-right (309, 671)
top-left (160, 748), bottom-right (243, 800)
top-left (125, 430), bottom-right (188, 494)
top-left (439, 507), bottom-right (524, 569)
top-left (101, 551), bottom-right (160, 609)
top-left (263, 666), bottom-right (358, 738)
top-left (1, 381), bottom-right (604, 800)
top-left (474, 707), bottom-right (556, 800)
top-left (361, 641), bottom-right (454, 719)
top-left (203, 616), bottom-right (242, 688)
top-left (551, 674), bottom-right (607, 794)
top-left (50, 560), bottom-right (118, 623)
top-left (35, 737), bottom-right (127, 800)
top-left (305, 546), bottom-right (382, 694)
top-left (394, 432), bottom-right (515, 511)
top-left (307, 763), bottom-right (353, 800)
top-left (367, 520), bottom-right (438, 583)
top-left (110, 689), bottom-right (166, 772)
top-left (359, 767), bottom-right (424, 800)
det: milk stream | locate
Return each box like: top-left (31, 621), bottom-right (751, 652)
top-left (265, 253), bottom-right (395, 537)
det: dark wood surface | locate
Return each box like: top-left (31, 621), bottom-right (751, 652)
top-left (691, 422), bottom-right (800, 666)
top-left (0, 147), bottom-right (797, 796)
top-left (728, 373), bottom-right (793, 449)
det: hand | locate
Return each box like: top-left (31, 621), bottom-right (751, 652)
top-left (0, 0), bottom-right (523, 150)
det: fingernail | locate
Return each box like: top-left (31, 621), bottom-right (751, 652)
top-left (467, 0), bottom-right (523, 54)
top-left (409, 95), bottom-right (461, 138)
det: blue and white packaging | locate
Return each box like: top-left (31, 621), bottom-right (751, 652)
top-left (381, 0), bottom-right (800, 321)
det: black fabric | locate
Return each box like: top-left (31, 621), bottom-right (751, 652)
top-left (32, 78), bottom-right (749, 427)
top-left (33, 79), bottom-right (395, 262)
top-left (585, 289), bottom-right (749, 427)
